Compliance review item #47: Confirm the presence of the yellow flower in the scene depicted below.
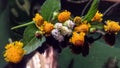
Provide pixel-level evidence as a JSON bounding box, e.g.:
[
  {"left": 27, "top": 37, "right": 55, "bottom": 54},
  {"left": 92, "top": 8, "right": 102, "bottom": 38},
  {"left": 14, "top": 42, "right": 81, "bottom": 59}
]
[
  {"left": 33, "top": 13, "right": 44, "bottom": 28},
  {"left": 104, "top": 20, "right": 120, "bottom": 34},
  {"left": 74, "top": 16, "right": 82, "bottom": 25},
  {"left": 70, "top": 32, "right": 85, "bottom": 46},
  {"left": 91, "top": 11, "right": 103, "bottom": 22},
  {"left": 74, "top": 22, "right": 91, "bottom": 33},
  {"left": 4, "top": 41, "right": 25, "bottom": 63},
  {"left": 58, "top": 10, "right": 71, "bottom": 23},
  {"left": 40, "top": 21, "right": 54, "bottom": 35}
]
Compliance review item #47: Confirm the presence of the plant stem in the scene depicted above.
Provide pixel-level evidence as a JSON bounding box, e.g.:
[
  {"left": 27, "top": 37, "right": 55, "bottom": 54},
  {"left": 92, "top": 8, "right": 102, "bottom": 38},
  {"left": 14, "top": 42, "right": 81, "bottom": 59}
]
[
  {"left": 11, "top": 21, "right": 34, "bottom": 30},
  {"left": 103, "top": 2, "right": 119, "bottom": 16},
  {"left": 81, "top": 0, "right": 92, "bottom": 16}
]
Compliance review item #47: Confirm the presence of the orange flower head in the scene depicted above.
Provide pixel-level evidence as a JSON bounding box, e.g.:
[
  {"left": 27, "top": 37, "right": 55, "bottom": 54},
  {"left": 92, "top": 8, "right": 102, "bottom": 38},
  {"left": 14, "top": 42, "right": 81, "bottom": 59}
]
[
  {"left": 58, "top": 10, "right": 71, "bottom": 23},
  {"left": 4, "top": 41, "right": 25, "bottom": 63},
  {"left": 104, "top": 20, "right": 120, "bottom": 34},
  {"left": 33, "top": 13, "right": 44, "bottom": 27},
  {"left": 42, "top": 21, "right": 54, "bottom": 34},
  {"left": 91, "top": 11, "right": 103, "bottom": 22},
  {"left": 75, "top": 22, "right": 90, "bottom": 33},
  {"left": 69, "top": 32, "right": 85, "bottom": 46}
]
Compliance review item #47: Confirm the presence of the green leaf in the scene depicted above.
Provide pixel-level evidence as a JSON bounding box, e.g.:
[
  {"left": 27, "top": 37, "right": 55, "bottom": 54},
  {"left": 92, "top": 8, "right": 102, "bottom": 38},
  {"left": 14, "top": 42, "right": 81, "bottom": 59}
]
[
  {"left": 83, "top": 0, "right": 100, "bottom": 22},
  {"left": 41, "top": 0, "right": 61, "bottom": 21},
  {"left": 23, "top": 24, "right": 46, "bottom": 54},
  {"left": 58, "top": 47, "right": 74, "bottom": 68},
  {"left": 114, "top": 32, "right": 120, "bottom": 48},
  {"left": 23, "top": 36, "right": 46, "bottom": 54},
  {"left": 58, "top": 39, "right": 120, "bottom": 68},
  {"left": 0, "top": 6, "right": 9, "bottom": 67},
  {"left": 23, "top": 24, "right": 38, "bottom": 45},
  {"left": 91, "top": 22, "right": 104, "bottom": 29}
]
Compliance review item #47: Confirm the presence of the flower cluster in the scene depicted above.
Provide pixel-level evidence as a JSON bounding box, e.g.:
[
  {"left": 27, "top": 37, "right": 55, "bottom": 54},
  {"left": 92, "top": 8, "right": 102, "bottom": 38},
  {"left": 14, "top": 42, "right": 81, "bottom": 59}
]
[
  {"left": 33, "top": 13, "right": 54, "bottom": 36},
  {"left": 32, "top": 10, "right": 120, "bottom": 55},
  {"left": 32, "top": 10, "right": 102, "bottom": 56},
  {"left": 4, "top": 0, "right": 120, "bottom": 63},
  {"left": 51, "top": 20, "right": 74, "bottom": 42},
  {"left": 33, "top": 10, "right": 75, "bottom": 42}
]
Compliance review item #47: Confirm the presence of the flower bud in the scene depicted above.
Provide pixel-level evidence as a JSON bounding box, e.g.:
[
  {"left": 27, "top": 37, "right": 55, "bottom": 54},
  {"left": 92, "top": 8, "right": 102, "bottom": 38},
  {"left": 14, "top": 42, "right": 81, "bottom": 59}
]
[
  {"left": 35, "top": 31, "right": 42, "bottom": 38},
  {"left": 53, "top": 11, "right": 59, "bottom": 17},
  {"left": 90, "top": 27, "right": 97, "bottom": 33}
]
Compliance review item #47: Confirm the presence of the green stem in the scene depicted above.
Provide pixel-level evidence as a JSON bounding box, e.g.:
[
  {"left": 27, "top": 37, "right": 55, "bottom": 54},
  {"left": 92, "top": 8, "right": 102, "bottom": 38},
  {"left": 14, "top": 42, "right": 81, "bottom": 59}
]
[
  {"left": 11, "top": 21, "right": 34, "bottom": 30},
  {"left": 82, "top": 0, "right": 100, "bottom": 22}
]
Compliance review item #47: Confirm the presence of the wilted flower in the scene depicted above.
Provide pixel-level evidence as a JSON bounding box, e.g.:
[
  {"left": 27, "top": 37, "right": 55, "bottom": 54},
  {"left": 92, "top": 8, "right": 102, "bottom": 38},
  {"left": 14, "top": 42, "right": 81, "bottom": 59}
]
[
  {"left": 58, "top": 10, "right": 71, "bottom": 23},
  {"left": 64, "top": 20, "right": 75, "bottom": 29},
  {"left": 4, "top": 41, "right": 25, "bottom": 63},
  {"left": 51, "top": 29, "right": 64, "bottom": 42},
  {"left": 51, "top": 29, "right": 60, "bottom": 37},
  {"left": 74, "top": 16, "right": 82, "bottom": 25},
  {"left": 67, "top": 29, "right": 72, "bottom": 36},
  {"left": 57, "top": 35, "right": 64, "bottom": 42},
  {"left": 54, "top": 23, "right": 63, "bottom": 29},
  {"left": 104, "top": 20, "right": 120, "bottom": 34},
  {"left": 60, "top": 26, "right": 72, "bottom": 36}
]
